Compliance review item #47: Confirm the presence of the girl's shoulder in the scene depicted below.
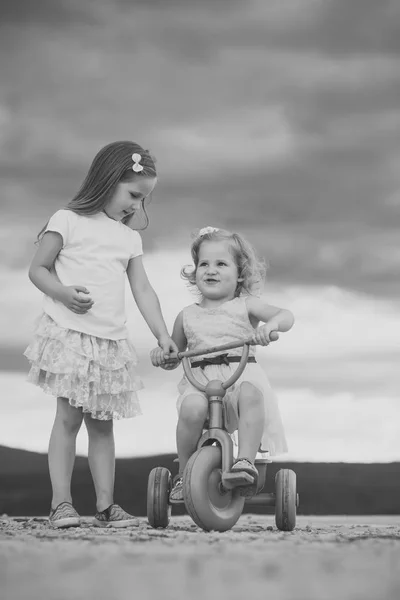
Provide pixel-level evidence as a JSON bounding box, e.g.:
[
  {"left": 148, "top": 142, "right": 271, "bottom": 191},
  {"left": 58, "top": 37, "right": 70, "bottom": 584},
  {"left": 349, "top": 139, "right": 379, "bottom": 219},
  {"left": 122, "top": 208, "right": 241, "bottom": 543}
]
[
  {"left": 47, "top": 208, "right": 80, "bottom": 229},
  {"left": 49, "top": 208, "right": 76, "bottom": 221},
  {"left": 181, "top": 303, "right": 205, "bottom": 324},
  {"left": 123, "top": 225, "right": 142, "bottom": 241},
  {"left": 244, "top": 294, "right": 265, "bottom": 311},
  {"left": 45, "top": 209, "right": 80, "bottom": 241},
  {"left": 182, "top": 302, "right": 199, "bottom": 314},
  {"left": 121, "top": 226, "right": 143, "bottom": 258}
]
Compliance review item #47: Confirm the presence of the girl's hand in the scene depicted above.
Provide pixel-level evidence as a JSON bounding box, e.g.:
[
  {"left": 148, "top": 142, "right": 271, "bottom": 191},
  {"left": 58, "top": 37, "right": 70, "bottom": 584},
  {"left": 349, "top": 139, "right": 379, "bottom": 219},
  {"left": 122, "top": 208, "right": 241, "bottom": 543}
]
[
  {"left": 157, "top": 335, "right": 179, "bottom": 359},
  {"left": 251, "top": 324, "right": 280, "bottom": 346},
  {"left": 150, "top": 347, "right": 180, "bottom": 370},
  {"left": 58, "top": 286, "right": 94, "bottom": 314}
]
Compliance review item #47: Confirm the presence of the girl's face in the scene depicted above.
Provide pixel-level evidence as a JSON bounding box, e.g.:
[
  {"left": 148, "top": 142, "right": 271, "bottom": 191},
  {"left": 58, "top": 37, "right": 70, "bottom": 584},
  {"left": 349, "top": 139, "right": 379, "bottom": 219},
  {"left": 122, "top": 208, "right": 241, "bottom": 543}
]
[
  {"left": 105, "top": 176, "right": 157, "bottom": 221},
  {"left": 195, "top": 240, "right": 241, "bottom": 302}
]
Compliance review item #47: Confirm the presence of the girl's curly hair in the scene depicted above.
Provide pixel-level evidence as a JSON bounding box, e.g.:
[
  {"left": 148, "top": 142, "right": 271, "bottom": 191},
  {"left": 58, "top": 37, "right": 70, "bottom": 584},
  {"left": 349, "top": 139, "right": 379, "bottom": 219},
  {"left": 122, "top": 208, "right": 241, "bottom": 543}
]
[{"left": 181, "top": 228, "right": 267, "bottom": 297}]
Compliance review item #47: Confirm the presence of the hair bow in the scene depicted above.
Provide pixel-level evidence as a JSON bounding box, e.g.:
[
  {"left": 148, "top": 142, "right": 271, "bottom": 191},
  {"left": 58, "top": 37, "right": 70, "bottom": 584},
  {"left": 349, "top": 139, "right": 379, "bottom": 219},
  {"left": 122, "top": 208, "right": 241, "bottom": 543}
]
[
  {"left": 132, "top": 153, "right": 144, "bottom": 172},
  {"left": 199, "top": 226, "right": 219, "bottom": 237}
]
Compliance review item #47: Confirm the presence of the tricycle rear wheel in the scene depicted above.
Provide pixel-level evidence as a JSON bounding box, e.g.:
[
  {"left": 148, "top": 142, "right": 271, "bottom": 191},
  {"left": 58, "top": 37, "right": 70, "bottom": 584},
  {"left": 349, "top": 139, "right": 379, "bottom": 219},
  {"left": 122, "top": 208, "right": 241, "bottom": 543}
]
[
  {"left": 275, "top": 468, "right": 297, "bottom": 531},
  {"left": 147, "top": 467, "right": 172, "bottom": 529}
]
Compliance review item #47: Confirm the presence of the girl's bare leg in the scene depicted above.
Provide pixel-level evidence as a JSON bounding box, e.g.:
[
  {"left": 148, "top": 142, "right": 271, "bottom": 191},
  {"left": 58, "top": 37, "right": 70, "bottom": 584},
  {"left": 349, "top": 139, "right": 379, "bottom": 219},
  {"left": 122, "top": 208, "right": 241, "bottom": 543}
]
[
  {"left": 237, "top": 382, "right": 265, "bottom": 462},
  {"left": 176, "top": 394, "right": 208, "bottom": 475},
  {"left": 48, "top": 397, "right": 83, "bottom": 508},
  {"left": 84, "top": 414, "right": 115, "bottom": 512}
]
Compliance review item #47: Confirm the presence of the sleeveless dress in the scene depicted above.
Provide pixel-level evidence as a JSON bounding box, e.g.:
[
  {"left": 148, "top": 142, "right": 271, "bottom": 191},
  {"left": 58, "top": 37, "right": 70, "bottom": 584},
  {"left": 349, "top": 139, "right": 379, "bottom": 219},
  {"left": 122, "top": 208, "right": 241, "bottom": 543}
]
[{"left": 176, "top": 297, "right": 288, "bottom": 456}]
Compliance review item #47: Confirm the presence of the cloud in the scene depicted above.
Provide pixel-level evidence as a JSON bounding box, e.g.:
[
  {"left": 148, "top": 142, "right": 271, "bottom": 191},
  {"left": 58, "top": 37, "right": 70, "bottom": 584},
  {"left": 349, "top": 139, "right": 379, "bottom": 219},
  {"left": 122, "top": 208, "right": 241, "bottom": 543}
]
[
  {"left": 0, "top": 0, "right": 94, "bottom": 28},
  {"left": 278, "top": 387, "right": 398, "bottom": 462},
  {"left": 1, "top": 245, "right": 398, "bottom": 462},
  {"left": 100, "top": 0, "right": 400, "bottom": 58},
  {"left": 1, "top": 372, "right": 397, "bottom": 461},
  {"left": 1, "top": 251, "right": 398, "bottom": 405},
  {"left": 0, "top": 372, "right": 180, "bottom": 457},
  {"left": 281, "top": 0, "right": 400, "bottom": 56}
]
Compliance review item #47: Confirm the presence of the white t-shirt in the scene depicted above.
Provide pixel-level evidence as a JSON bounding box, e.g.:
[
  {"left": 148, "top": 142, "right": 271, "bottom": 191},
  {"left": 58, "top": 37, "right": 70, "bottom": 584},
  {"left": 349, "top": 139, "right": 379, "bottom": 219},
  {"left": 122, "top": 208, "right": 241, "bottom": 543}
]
[{"left": 42, "top": 209, "right": 143, "bottom": 340}]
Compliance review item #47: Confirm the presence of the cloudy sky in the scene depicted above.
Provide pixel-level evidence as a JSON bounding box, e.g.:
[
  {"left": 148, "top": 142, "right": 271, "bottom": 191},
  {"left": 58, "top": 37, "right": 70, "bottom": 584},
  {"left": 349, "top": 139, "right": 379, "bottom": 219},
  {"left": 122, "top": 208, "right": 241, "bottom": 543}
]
[{"left": 0, "top": 0, "right": 399, "bottom": 461}]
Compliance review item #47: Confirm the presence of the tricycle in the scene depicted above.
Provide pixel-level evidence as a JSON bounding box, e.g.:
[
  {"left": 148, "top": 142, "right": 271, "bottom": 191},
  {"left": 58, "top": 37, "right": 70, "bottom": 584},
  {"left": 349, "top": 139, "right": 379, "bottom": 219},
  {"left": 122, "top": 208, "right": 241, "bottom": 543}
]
[{"left": 147, "top": 336, "right": 298, "bottom": 532}]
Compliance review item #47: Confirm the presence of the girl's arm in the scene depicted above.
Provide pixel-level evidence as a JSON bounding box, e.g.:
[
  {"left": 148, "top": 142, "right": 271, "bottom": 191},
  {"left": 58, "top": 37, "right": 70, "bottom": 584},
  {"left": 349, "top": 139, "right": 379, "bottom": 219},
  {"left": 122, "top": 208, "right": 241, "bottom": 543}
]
[
  {"left": 150, "top": 311, "right": 187, "bottom": 369},
  {"left": 246, "top": 296, "right": 294, "bottom": 345},
  {"left": 29, "top": 232, "right": 93, "bottom": 314},
  {"left": 29, "top": 232, "right": 65, "bottom": 300},
  {"left": 127, "top": 255, "right": 178, "bottom": 356},
  {"left": 170, "top": 310, "right": 188, "bottom": 352}
]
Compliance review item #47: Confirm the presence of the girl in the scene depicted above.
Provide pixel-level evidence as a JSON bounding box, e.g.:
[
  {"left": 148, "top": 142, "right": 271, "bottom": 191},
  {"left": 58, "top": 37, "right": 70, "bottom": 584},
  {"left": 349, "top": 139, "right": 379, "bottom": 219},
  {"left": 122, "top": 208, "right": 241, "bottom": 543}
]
[
  {"left": 24, "top": 141, "right": 178, "bottom": 528},
  {"left": 151, "top": 226, "right": 294, "bottom": 502}
]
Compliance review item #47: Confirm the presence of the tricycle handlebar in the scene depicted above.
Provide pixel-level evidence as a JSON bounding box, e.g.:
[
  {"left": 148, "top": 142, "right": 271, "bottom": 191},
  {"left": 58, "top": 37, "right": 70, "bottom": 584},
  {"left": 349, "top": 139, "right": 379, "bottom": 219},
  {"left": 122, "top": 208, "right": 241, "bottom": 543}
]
[{"left": 167, "top": 330, "right": 279, "bottom": 362}]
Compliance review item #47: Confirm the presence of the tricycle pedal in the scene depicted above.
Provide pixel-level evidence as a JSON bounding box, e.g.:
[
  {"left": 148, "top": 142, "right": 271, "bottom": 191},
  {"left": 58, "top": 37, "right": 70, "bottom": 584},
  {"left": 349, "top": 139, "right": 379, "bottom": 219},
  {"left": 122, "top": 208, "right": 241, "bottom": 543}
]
[{"left": 222, "top": 470, "right": 255, "bottom": 489}]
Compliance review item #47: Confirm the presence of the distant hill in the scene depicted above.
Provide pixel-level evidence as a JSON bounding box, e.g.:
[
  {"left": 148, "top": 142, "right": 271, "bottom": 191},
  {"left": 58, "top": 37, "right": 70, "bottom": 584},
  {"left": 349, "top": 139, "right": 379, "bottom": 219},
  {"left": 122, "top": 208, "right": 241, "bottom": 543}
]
[{"left": 0, "top": 445, "right": 399, "bottom": 517}]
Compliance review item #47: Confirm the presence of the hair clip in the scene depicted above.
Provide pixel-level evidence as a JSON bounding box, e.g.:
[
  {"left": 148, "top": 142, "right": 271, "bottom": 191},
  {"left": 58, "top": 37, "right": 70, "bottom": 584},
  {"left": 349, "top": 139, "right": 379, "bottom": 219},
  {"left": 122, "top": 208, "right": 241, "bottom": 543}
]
[
  {"left": 199, "top": 226, "right": 219, "bottom": 237},
  {"left": 132, "top": 153, "right": 144, "bottom": 172}
]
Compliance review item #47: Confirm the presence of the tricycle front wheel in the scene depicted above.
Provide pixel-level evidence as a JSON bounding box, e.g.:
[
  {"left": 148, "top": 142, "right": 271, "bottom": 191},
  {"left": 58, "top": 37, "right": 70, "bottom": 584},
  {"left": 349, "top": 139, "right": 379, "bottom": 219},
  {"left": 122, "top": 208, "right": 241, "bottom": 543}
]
[{"left": 183, "top": 445, "right": 245, "bottom": 532}]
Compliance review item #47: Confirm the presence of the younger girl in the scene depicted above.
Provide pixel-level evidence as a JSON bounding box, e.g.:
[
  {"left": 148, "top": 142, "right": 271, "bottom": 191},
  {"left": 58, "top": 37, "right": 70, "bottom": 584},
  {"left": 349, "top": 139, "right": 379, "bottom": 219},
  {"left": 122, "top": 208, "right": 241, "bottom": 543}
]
[
  {"left": 25, "top": 141, "right": 177, "bottom": 528},
  {"left": 151, "top": 226, "right": 294, "bottom": 501}
]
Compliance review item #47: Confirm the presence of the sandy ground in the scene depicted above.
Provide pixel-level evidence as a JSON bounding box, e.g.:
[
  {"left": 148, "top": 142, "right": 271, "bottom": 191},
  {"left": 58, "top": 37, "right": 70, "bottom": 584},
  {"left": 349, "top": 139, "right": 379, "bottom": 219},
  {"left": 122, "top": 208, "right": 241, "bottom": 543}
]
[{"left": 1, "top": 515, "right": 399, "bottom": 600}]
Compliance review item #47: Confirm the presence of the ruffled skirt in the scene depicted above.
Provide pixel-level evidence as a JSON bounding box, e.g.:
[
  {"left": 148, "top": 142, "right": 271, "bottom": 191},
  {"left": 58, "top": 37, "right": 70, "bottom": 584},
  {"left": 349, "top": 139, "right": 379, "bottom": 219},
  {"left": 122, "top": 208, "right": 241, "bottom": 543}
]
[{"left": 24, "top": 313, "right": 143, "bottom": 420}]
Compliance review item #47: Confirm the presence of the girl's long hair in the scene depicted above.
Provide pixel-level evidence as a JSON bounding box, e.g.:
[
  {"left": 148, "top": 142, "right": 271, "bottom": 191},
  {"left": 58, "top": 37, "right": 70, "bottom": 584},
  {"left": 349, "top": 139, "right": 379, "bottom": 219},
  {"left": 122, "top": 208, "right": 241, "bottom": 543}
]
[
  {"left": 181, "top": 228, "right": 267, "bottom": 297},
  {"left": 37, "top": 141, "right": 157, "bottom": 241}
]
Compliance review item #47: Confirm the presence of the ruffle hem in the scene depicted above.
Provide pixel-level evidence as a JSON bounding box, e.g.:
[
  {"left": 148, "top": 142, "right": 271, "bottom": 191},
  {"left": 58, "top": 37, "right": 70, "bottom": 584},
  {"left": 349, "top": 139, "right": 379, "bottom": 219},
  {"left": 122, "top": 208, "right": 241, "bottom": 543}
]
[{"left": 24, "top": 313, "right": 143, "bottom": 420}]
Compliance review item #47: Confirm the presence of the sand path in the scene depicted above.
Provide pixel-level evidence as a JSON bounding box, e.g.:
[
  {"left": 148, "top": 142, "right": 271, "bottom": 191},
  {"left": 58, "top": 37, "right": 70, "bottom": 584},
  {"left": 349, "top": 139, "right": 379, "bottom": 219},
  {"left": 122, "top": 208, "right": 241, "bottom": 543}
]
[{"left": 1, "top": 515, "right": 399, "bottom": 600}]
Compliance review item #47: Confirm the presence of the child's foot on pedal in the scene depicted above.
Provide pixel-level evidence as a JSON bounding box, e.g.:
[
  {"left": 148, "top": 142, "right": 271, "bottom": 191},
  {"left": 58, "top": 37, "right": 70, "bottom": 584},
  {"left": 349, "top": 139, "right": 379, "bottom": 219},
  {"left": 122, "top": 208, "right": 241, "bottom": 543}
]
[
  {"left": 231, "top": 457, "right": 258, "bottom": 478},
  {"left": 49, "top": 502, "right": 81, "bottom": 528},
  {"left": 231, "top": 458, "right": 259, "bottom": 497},
  {"left": 93, "top": 504, "right": 139, "bottom": 528},
  {"left": 169, "top": 475, "right": 184, "bottom": 503}
]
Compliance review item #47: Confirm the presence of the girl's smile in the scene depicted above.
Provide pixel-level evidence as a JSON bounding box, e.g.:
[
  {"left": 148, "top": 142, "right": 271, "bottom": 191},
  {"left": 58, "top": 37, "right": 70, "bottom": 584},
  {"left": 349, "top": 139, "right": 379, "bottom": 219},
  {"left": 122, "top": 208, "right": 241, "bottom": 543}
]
[{"left": 196, "top": 241, "right": 242, "bottom": 305}]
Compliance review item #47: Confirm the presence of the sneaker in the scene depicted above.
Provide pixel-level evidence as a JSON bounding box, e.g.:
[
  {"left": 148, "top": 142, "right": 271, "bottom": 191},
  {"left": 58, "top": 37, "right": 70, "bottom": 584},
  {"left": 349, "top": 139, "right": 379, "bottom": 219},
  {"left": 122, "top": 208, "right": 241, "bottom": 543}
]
[
  {"left": 49, "top": 502, "right": 81, "bottom": 529},
  {"left": 93, "top": 504, "right": 139, "bottom": 528},
  {"left": 231, "top": 458, "right": 259, "bottom": 497},
  {"left": 169, "top": 475, "right": 184, "bottom": 504},
  {"left": 231, "top": 458, "right": 258, "bottom": 478}
]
